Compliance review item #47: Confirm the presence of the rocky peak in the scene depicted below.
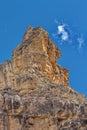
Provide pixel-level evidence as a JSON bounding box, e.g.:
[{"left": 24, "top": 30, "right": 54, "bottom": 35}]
[
  {"left": 23, "top": 26, "right": 48, "bottom": 43},
  {"left": 0, "top": 26, "right": 87, "bottom": 130},
  {"left": 12, "top": 26, "right": 69, "bottom": 87}
]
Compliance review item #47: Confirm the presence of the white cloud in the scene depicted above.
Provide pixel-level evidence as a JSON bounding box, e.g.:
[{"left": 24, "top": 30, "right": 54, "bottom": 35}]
[
  {"left": 62, "top": 31, "right": 68, "bottom": 41},
  {"left": 57, "top": 25, "right": 69, "bottom": 41},
  {"left": 77, "top": 37, "right": 84, "bottom": 49},
  {"left": 58, "top": 25, "right": 64, "bottom": 33},
  {"left": 53, "top": 20, "right": 85, "bottom": 50}
]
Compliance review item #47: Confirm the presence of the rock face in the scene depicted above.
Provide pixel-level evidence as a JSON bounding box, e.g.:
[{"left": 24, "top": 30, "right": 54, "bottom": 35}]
[{"left": 0, "top": 26, "right": 87, "bottom": 130}]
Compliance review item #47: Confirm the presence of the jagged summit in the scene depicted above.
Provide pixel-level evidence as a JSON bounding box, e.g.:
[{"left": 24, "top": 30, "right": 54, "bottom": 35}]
[
  {"left": 12, "top": 26, "right": 69, "bottom": 89},
  {"left": 0, "top": 26, "right": 87, "bottom": 130},
  {"left": 23, "top": 26, "right": 48, "bottom": 43}
]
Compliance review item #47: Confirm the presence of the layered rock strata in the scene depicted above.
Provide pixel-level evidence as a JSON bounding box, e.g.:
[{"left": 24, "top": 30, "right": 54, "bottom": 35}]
[{"left": 0, "top": 26, "right": 87, "bottom": 130}]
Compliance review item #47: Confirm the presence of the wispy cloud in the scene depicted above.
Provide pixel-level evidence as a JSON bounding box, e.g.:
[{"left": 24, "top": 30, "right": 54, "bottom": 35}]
[
  {"left": 58, "top": 25, "right": 69, "bottom": 41},
  {"left": 53, "top": 20, "right": 85, "bottom": 50},
  {"left": 77, "top": 36, "right": 84, "bottom": 49}
]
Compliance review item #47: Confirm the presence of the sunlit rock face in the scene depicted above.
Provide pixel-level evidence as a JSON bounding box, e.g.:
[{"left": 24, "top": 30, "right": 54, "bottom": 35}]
[{"left": 0, "top": 26, "right": 87, "bottom": 130}]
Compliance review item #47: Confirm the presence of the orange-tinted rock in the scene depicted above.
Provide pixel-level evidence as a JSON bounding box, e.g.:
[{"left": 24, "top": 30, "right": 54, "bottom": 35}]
[{"left": 0, "top": 26, "right": 87, "bottom": 130}]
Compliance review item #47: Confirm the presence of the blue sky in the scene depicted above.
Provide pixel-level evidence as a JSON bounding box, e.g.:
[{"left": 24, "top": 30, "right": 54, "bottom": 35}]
[{"left": 0, "top": 0, "right": 87, "bottom": 97}]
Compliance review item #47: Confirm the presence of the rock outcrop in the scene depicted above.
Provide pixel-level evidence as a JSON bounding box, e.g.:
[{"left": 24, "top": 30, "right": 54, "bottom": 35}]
[{"left": 0, "top": 26, "right": 87, "bottom": 130}]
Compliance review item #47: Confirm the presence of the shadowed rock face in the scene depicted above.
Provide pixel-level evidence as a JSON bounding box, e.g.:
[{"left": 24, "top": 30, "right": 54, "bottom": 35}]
[{"left": 0, "top": 26, "right": 87, "bottom": 130}]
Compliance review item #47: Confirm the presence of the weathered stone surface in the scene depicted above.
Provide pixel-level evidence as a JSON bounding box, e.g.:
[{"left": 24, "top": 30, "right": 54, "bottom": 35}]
[{"left": 0, "top": 26, "right": 87, "bottom": 130}]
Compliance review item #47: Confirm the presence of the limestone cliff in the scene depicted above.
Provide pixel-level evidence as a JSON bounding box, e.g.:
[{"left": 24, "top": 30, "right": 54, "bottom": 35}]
[{"left": 0, "top": 26, "right": 87, "bottom": 130}]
